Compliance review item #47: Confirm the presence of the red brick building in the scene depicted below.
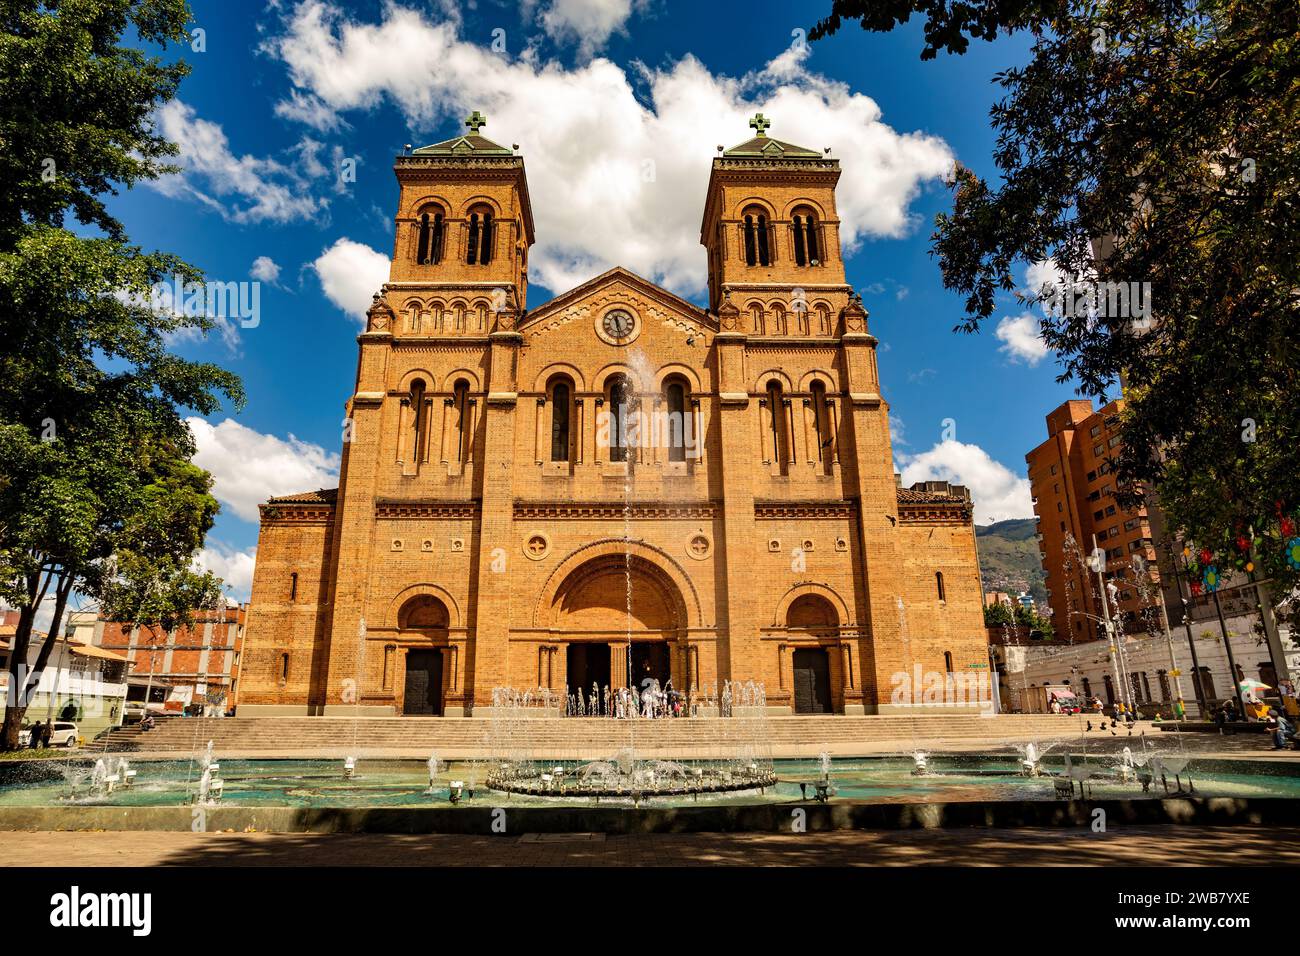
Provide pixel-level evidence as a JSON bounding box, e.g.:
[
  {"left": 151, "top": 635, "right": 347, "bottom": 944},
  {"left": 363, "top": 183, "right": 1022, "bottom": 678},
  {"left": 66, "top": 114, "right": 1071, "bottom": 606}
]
[
  {"left": 239, "top": 115, "right": 992, "bottom": 716},
  {"left": 83, "top": 607, "right": 246, "bottom": 714},
  {"left": 1026, "top": 399, "right": 1158, "bottom": 641}
]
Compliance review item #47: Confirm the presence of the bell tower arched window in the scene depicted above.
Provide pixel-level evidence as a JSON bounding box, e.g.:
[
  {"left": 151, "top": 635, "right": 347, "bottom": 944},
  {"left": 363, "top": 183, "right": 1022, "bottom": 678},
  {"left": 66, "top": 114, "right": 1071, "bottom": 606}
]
[
  {"left": 792, "top": 207, "right": 820, "bottom": 266},
  {"left": 743, "top": 208, "right": 771, "bottom": 267},
  {"left": 466, "top": 206, "right": 494, "bottom": 265},
  {"left": 416, "top": 208, "right": 446, "bottom": 264}
]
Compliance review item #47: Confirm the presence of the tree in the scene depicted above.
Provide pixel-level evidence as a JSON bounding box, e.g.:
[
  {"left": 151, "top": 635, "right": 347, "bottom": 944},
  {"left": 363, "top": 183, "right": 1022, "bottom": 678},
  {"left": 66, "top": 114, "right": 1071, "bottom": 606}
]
[
  {"left": 983, "top": 599, "right": 1055, "bottom": 638},
  {"left": 813, "top": 0, "right": 1300, "bottom": 622},
  {"left": 0, "top": 1, "right": 243, "bottom": 749}
]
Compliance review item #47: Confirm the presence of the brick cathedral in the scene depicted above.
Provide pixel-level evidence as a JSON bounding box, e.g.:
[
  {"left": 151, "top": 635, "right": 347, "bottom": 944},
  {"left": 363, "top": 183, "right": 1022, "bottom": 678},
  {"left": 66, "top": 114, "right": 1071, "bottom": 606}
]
[{"left": 239, "top": 113, "right": 990, "bottom": 717}]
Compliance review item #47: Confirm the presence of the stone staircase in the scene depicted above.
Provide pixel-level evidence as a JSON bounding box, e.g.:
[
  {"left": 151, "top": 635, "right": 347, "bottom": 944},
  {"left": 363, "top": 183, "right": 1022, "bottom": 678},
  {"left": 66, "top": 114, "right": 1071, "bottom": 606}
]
[{"left": 95, "top": 714, "right": 1091, "bottom": 758}]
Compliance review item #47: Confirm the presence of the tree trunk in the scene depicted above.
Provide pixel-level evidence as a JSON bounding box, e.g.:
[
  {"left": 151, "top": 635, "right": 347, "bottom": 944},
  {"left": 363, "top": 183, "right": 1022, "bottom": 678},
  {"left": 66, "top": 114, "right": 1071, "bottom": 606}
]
[
  {"left": 0, "top": 570, "right": 47, "bottom": 751},
  {"left": 23, "top": 575, "right": 73, "bottom": 719}
]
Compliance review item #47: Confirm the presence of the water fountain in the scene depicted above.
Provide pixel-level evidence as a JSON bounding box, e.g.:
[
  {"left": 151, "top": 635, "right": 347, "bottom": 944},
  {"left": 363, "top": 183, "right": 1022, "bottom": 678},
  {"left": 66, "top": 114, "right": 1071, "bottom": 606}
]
[
  {"left": 485, "top": 681, "right": 777, "bottom": 802},
  {"left": 343, "top": 756, "right": 357, "bottom": 779},
  {"left": 195, "top": 740, "right": 223, "bottom": 804},
  {"left": 426, "top": 753, "right": 439, "bottom": 793},
  {"left": 1018, "top": 742, "right": 1044, "bottom": 777},
  {"left": 911, "top": 751, "right": 930, "bottom": 776}
]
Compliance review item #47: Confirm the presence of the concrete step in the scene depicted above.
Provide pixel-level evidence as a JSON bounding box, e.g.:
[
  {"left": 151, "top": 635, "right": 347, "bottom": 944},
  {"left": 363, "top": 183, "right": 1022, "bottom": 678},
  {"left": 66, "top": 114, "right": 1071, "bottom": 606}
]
[{"left": 97, "top": 714, "right": 1091, "bottom": 753}]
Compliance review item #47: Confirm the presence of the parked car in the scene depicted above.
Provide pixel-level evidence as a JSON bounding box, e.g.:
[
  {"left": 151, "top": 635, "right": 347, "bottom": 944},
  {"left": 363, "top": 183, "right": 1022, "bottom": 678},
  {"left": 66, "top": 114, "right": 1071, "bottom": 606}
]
[{"left": 17, "top": 722, "right": 80, "bottom": 748}]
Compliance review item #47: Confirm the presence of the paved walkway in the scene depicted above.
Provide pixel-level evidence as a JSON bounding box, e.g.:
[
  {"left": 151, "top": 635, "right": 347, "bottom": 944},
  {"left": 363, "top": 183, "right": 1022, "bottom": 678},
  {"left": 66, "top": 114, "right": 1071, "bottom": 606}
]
[{"left": 2, "top": 826, "right": 1298, "bottom": 866}]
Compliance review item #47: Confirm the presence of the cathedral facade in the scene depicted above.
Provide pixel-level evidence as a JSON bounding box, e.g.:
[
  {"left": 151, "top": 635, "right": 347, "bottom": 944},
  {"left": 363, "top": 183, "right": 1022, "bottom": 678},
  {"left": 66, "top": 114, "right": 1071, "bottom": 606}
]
[{"left": 239, "top": 114, "right": 991, "bottom": 717}]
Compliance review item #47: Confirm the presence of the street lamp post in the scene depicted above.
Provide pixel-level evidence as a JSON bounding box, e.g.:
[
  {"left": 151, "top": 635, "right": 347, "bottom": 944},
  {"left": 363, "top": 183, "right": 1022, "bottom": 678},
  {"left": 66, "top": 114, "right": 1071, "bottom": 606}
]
[
  {"left": 1211, "top": 588, "right": 1248, "bottom": 719},
  {"left": 1165, "top": 542, "right": 1207, "bottom": 716}
]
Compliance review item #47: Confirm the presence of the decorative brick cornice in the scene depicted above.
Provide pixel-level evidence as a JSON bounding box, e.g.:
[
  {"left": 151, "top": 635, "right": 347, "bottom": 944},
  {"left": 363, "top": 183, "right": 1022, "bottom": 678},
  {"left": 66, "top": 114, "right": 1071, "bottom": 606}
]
[
  {"left": 258, "top": 504, "right": 335, "bottom": 525},
  {"left": 514, "top": 500, "right": 719, "bottom": 520},
  {"left": 897, "top": 500, "right": 974, "bottom": 524},
  {"left": 375, "top": 499, "right": 481, "bottom": 519},
  {"left": 754, "top": 499, "right": 857, "bottom": 520}
]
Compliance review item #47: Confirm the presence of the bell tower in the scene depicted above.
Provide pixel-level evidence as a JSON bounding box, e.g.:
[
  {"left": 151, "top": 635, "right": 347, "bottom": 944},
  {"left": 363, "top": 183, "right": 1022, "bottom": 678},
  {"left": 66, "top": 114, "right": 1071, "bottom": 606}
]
[
  {"left": 700, "top": 113, "right": 846, "bottom": 316},
  {"left": 387, "top": 111, "right": 535, "bottom": 318}
]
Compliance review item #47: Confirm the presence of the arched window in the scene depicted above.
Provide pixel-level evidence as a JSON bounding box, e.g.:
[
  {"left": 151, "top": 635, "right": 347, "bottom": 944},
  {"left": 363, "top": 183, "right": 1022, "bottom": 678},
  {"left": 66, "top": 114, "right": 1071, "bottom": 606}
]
[
  {"left": 816, "top": 304, "right": 831, "bottom": 336},
  {"left": 935, "top": 571, "right": 946, "bottom": 602},
  {"left": 409, "top": 378, "right": 429, "bottom": 465},
  {"left": 289, "top": 572, "right": 298, "bottom": 602},
  {"left": 664, "top": 379, "right": 688, "bottom": 462},
  {"left": 767, "top": 379, "right": 789, "bottom": 474},
  {"left": 742, "top": 207, "right": 771, "bottom": 266},
  {"left": 453, "top": 379, "right": 471, "bottom": 462},
  {"left": 810, "top": 381, "right": 833, "bottom": 473},
  {"left": 467, "top": 207, "right": 494, "bottom": 265},
  {"left": 749, "top": 303, "right": 765, "bottom": 335},
  {"left": 279, "top": 653, "right": 290, "bottom": 684},
  {"left": 607, "top": 376, "right": 629, "bottom": 463},
  {"left": 416, "top": 208, "right": 446, "bottom": 264},
  {"left": 943, "top": 651, "right": 954, "bottom": 674},
  {"left": 792, "top": 207, "right": 820, "bottom": 266},
  {"left": 550, "top": 379, "right": 572, "bottom": 462}
]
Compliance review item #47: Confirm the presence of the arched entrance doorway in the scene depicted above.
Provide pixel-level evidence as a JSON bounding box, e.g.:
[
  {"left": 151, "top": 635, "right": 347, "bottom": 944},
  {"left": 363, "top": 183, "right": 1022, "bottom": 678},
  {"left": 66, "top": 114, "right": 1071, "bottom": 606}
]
[
  {"left": 550, "top": 554, "right": 685, "bottom": 698},
  {"left": 398, "top": 595, "right": 449, "bottom": 715},
  {"left": 787, "top": 594, "right": 838, "bottom": 714}
]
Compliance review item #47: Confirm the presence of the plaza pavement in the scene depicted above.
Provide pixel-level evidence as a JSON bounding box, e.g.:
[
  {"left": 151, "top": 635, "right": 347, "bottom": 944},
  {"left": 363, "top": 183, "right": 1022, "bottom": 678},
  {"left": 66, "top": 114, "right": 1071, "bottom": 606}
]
[{"left": 0, "top": 825, "right": 1297, "bottom": 866}]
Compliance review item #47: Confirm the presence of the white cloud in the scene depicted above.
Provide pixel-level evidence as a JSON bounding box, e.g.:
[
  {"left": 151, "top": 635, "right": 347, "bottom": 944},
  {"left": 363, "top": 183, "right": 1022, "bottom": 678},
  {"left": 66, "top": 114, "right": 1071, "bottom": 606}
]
[
  {"left": 995, "top": 313, "right": 1050, "bottom": 365},
  {"left": 1024, "top": 259, "right": 1066, "bottom": 299},
  {"left": 528, "top": 0, "right": 642, "bottom": 56},
  {"left": 194, "top": 544, "right": 258, "bottom": 602},
  {"left": 311, "top": 237, "right": 391, "bottom": 323},
  {"left": 898, "top": 439, "right": 1033, "bottom": 525},
  {"left": 264, "top": 1, "right": 955, "bottom": 298},
  {"left": 150, "top": 100, "right": 326, "bottom": 224},
  {"left": 250, "top": 256, "right": 282, "bottom": 284},
  {"left": 188, "top": 417, "right": 340, "bottom": 523}
]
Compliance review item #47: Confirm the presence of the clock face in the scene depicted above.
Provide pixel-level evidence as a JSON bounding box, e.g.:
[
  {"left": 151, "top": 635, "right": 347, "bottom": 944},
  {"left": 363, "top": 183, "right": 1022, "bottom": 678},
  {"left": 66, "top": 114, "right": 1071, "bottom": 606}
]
[{"left": 603, "top": 309, "right": 634, "bottom": 339}]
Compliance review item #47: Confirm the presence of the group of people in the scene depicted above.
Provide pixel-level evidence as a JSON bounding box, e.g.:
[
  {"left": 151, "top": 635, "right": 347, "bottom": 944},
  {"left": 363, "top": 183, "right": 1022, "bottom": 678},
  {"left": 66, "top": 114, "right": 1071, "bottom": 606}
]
[
  {"left": 22, "top": 721, "right": 53, "bottom": 749},
  {"left": 1213, "top": 697, "right": 1295, "bottom": 749}
]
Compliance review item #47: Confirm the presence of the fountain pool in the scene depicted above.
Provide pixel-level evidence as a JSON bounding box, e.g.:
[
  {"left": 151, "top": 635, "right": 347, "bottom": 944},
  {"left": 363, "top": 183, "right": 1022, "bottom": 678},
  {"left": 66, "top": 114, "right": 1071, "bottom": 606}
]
[{"left": 0, "top": 754, "right": 1297, "bottom": 809}]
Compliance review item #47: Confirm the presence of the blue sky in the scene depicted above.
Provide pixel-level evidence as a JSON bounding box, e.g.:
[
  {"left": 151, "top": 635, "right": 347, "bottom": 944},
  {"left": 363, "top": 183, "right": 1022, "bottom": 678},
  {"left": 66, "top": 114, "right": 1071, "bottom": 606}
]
[{"left": 101, "top": 0, "right": 1097, "bottom": 599}]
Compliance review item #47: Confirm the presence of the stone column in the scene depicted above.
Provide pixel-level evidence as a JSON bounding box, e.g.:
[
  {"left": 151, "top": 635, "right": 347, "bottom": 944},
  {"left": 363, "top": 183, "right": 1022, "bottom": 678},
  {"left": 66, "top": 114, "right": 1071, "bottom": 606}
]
[
  {"left": 534, "top": 397, "right": 546, "bottom": 464},
  {"left": 575, "top": 398, "right": 585, "bottom": 465},
  {"left": 611, "top": 643, "right": 630, "bottom": 690}
]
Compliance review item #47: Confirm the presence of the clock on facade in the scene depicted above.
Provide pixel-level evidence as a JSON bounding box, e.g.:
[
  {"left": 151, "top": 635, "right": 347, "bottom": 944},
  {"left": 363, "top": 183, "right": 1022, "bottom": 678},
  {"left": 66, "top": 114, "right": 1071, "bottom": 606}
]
[{"left": 602, "top": 309, "right": 634, "bottom": 339}]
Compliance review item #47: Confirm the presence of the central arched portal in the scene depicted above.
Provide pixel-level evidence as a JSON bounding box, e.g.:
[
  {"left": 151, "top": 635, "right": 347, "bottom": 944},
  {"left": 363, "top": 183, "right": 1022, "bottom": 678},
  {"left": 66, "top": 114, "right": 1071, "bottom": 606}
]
[{"left": 550, "top": 554, "right": 686, "bottom": 698}]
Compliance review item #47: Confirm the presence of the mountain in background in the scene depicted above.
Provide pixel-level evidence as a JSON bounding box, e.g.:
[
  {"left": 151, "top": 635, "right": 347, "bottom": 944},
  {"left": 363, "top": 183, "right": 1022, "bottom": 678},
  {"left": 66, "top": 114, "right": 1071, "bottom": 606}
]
[{"left": 975, "top": 518, "right": 1047, "bottom": 604}]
